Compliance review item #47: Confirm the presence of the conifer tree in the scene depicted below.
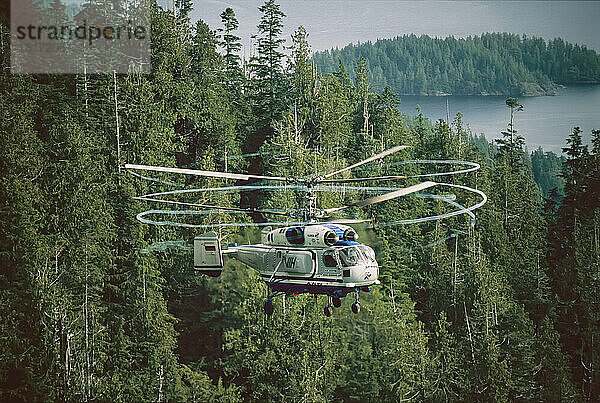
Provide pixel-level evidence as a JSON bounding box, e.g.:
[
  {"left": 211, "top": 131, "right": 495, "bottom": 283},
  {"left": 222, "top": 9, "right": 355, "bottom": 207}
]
[
  {"left": 288, "top": 26, "right": 318, "bottom": 146},
  {"left": 219, "top": 8, "right": 242, "bottom": 77},
  {"left": 250, "top": 0, "right": 288, "bottom": 127}
]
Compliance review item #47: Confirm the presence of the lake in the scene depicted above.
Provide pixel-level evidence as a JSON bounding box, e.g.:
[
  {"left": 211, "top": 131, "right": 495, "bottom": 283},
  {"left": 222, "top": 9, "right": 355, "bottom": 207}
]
[{"left": 397, "top": 85, "right": 600, "bottom": 154}]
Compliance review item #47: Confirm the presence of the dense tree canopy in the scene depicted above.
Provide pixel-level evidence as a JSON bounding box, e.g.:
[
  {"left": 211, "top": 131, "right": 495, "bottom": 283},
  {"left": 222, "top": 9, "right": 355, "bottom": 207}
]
[
  {"left": 1, "top": 1, "right": 598, "bottom": 402},
  {"left": 314, "top": 33, "right": 600, "bottom": 96}
]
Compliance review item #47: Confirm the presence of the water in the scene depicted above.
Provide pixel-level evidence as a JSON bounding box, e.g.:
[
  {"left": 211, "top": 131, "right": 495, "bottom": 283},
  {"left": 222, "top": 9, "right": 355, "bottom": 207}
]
[{"left": 397, "top": 85, "right": 600, "bottom": 153}]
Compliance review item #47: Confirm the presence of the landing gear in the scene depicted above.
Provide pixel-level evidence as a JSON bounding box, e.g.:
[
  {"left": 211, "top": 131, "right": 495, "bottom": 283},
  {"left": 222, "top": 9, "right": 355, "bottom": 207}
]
[
  {"left": 264, "top": 286, "right": 283, "bottom": 316},
  {"left": 264, "top": 300, "right": 274, "bottom": 316},
  {"left": 324, "top": 295, "right": 334, "bottom": 317},
  {"left": 332, "top": 297, "right": 342, "bottom": 308},
  {"left": 351, "top": 289, "right": 360, "bottom": 314}
]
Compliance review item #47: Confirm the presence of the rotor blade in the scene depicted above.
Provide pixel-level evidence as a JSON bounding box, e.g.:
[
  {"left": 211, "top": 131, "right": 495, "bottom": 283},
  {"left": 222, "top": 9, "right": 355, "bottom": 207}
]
[
  {"left": 125, "top": 164, "right": 292, "bottom": 182},
  {"left": 323, "top": 218, "right": 372, "bottom": 224},
  {"left": 134, "top": 196, "right": 290, "bottom": 216},
  {"left": 319, "top": 175, "right": 408, "bottom": 184},
  {"left": 319, "top": 145, "right": 409, "bottom": 180},
  {"left": 194, "top": 220, "right": 370, "bottom": 227},
  {"left": 323, "top": 181, "right": 437, "bottom": 214}
]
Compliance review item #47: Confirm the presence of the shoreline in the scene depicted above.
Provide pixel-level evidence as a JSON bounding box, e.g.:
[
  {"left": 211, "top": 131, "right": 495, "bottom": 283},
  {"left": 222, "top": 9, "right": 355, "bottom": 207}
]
[
  {"left": 396, "top": 83, "right": 600, "bottom": 97},
  {"left": 397, "top": 83, "right": 599, "bottom": 155}
]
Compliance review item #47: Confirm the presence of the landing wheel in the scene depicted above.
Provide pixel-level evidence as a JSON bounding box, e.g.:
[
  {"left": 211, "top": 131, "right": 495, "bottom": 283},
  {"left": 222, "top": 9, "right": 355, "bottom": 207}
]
[
  {"left": 332, "top": 297, "right": 342, "bottom": 308},
  {"left": 264, "top": 300, "right": 274, "bottom": 316},
  {"left": 324, "top": 305, "right": 333, "bottom": 317},
  {"left": 351, "top": 289, "right": 360, "bottom": 314}
]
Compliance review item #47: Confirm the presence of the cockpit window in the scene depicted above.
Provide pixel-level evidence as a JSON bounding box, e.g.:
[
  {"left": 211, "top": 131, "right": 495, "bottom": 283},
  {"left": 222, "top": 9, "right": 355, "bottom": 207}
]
[
  {"left": 323, "top": 252, "right": 338, "bottom": 267},
  {"left": 339, "top": 247, "right": 367, "bottom": 266},
  {"left": 359, "top": 246, "right": 376, "bottom": 262},
  {"left": 324, "top": 246, "right": 372, "bottom": 268}
]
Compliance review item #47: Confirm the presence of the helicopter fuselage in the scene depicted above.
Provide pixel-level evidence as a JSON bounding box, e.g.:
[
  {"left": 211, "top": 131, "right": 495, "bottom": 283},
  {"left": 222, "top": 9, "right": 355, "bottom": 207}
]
[
  {"left": 231, "top": 241, "right": 379, "bottom": 296},
  {"left": 194, "top": 224, "right": 380, "bottom": 297}
]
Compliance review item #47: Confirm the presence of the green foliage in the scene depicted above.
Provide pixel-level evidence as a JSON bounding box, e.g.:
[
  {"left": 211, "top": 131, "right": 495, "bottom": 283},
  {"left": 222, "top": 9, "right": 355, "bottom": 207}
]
[
  {"left": 531, "top": 148, "right": 566, "bottom": 198},
  {"left": 545, "top": 127, "right": 600, "bottom": 401},
  {"left": 249, "top": 0, "right": 289, "bottom": 128},
  {"left": 219, "top": 8, "right": 241, "bottom": 65},
  {"left": 1, "top": 1, "right": 598, "bottom": 401}
]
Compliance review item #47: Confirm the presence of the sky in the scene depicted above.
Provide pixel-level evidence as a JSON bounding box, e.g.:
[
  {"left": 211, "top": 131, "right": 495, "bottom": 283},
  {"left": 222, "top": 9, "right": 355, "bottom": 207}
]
[{"left": 183, "top": 1, "right": 600, "bottom": 54}]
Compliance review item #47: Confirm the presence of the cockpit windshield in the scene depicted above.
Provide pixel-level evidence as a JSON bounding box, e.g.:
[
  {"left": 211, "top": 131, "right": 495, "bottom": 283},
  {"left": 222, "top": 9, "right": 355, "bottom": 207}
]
[
  {"left": 339, "top": 247, "right": 363, "bottom": 266},
  {"left": 359, "top": 245, "right": 377, "bottom": 263},
  {"left": 323, "top": 246, "right": 377, "bottom": 268}
]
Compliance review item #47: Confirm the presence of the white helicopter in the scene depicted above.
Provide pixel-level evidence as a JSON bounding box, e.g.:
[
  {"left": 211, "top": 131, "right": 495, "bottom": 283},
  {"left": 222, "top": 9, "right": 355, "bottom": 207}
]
[{"left": 125, "top": 145, "right": 437, "bottom": 316}]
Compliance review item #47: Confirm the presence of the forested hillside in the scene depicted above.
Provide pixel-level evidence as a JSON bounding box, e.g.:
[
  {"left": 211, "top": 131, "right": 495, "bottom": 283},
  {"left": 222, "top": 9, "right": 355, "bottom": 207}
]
[
  {"left": 1, "top": 1, "right": 599, "bottom": 401},
  {"left": 314, "top": 33, "right": 600, "bottom": 96}
]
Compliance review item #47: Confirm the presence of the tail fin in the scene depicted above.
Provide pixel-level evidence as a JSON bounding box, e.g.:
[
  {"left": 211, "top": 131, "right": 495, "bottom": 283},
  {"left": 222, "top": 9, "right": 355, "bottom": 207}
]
[{"left": 194, "top": 232, "right": 223, "bottom": 277}]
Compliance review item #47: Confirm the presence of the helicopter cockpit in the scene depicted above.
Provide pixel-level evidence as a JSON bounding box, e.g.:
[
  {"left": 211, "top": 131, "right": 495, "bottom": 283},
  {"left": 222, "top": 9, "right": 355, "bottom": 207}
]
[{"left": 323, "top": 245, "right": 377, "bottom": 268}]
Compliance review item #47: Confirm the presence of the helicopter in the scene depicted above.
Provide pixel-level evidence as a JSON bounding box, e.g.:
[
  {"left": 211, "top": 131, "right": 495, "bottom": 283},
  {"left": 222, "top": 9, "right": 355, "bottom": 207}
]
[{"left": 125, "top": 145, "right": 444, "bottom": 317}]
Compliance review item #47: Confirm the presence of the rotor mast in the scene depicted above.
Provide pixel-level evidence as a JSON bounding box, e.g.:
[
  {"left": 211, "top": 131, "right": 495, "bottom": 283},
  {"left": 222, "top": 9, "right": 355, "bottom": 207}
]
[{"left": 303, "top": 182, "right": 318, "bottom": 222}]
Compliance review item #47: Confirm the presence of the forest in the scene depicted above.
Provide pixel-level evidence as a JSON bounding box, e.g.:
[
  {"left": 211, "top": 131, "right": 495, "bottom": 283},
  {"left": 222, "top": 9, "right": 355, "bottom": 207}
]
[
  {"left": 314, "top": 33, "right": 600, "bottom": 96},
  {"left": 1, "top": 1, "right": 600, "bottom": 402}
]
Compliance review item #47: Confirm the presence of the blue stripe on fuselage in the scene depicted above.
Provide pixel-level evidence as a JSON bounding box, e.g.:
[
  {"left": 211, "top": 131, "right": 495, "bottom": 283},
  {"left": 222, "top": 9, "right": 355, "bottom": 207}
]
[{"left": 334, "top": 240, "right": 360, "bottom": 246}]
